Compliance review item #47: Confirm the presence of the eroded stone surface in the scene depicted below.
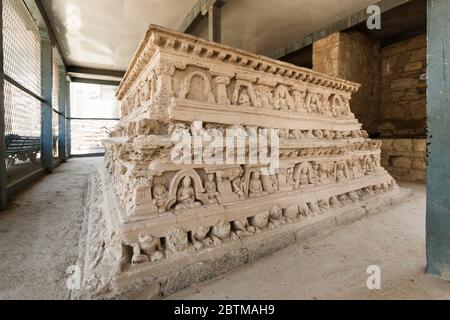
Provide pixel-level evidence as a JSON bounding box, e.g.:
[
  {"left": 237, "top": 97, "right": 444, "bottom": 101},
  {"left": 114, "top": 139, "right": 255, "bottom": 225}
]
[{"left": 78, "top": 25, "right": 403, "bottom": 299}]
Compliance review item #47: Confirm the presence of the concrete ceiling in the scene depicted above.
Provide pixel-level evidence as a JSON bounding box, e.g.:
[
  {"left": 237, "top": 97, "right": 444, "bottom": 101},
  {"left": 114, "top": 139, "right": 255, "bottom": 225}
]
[
  {"left": 192, "top": 0, "right": 377, "bottom": 55},
  {"left": 42, "top": 0, "right": 197, "bottom": 71},
  {"left": 42, "top": 0, "right": 380, "bottom": 73}
]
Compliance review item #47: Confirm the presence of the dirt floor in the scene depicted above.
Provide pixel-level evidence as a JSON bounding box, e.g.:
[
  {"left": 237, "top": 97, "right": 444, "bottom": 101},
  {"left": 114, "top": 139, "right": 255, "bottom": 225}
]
[
  {"left": 172, "top": 183, "right": 450, "bottom": 300},
  {"left": 0, "top": 157, "right": 102, "bottom": 300},
  {"left": 0, "top": 157, "right": 449, "bottom": 300}
]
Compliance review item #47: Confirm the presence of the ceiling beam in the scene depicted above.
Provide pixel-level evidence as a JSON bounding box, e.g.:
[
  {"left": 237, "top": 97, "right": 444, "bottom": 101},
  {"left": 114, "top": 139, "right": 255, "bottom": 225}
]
[
  {"left": 381, "top": 26, "right": 426, "bottom": 48},
  {"left": 178, "top": 0, "right": 225, "bottom": 34},
  {"left": 31, "top": 0, "right": 68, "bottom": 71},
  {"left": 71, "top": 77, "right": 121, "bottom": 87},
  {"left": 268, "top": 0, "right": 414, "bottom": 59},
  {"left": 67, "top": 66, "right": 125, "bottom": 79}
]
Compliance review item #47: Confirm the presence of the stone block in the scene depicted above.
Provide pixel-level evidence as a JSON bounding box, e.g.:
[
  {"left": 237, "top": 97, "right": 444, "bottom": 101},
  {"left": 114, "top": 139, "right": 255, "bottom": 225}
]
[
  {"left": 413, "top": 139, "right": 427, "bottom": 152},
  {"left": 393, "top": 139, "right": 413, "bottom": 152},
  {"left": 410, "top": 47, "right": 427, "bottom": 62},
  {"left": 408, "top": 170, "right": 426, "bottom": 183},
  {"left": 404, "top": 61, "right": 424, "bottom": 72},
  {"left": 335, "top": 208, "right": 366, "bottom": 226},
  {"left": 381, "top": 139, "right": 394, "bottom": 151},
  {"left": 391, "top": 167, "right": 410, "bottom": 176},
  {"left": 412, "top": 159, "right": 427, "bottom": 171},
  {"left": 247, "top": 232, "right": 296, "bottom": 263},
  {"left": 364, "top": 197, "right": 393, "bottom": 217},
  {"left": 391, "top": 78, "right": 419, "bottom": 90},
  {"left": 409, "top": 100, "right": 426, "bottom": 119},
  {"left": 294, "top": 217, "right": 336, "bottom": 243},
  {"left": 381, "top": 157, "right": 390, "bottom": 168},
  {"left": 392, "top": 156, "right": 412, "bottom": 169}
]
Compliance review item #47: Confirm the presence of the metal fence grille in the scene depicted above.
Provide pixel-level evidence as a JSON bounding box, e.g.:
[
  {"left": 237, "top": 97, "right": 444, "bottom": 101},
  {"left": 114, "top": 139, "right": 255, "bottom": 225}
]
[
  {"left": 3, "top": 0, "right": 41, "bottom": 96},
  {"left": 3, "top": 0, "right": 43, "bottom": 183}
]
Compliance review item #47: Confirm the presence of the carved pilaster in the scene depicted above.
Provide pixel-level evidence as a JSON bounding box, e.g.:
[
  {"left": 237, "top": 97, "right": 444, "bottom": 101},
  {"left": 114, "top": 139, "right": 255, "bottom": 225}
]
[
  {"left": 154, "top": 63, "right": 176, "bottom": 100},
  {"left": 214, "top": 76, "right": 231, "bottom": 105}
]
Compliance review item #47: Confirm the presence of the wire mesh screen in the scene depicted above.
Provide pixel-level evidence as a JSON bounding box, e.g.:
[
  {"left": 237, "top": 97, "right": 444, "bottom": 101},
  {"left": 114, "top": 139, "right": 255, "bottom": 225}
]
[
  {"left": 52, "top": 50, "right": 60, "bottom": 159},
  {"left": 3, "top": 0, "right": 43, "bottom": 184},
  {"left": 4, "top": 81, "right": 42, "bottom": 182},
  {"left": 70, "top": 83, "right": 119, "bottom": 155},
  {"left": 70, "top": 119, "right": 117, "bottom": 155},
  {"left": 3, "top": 0, "right": 41, "bottom": 96}
]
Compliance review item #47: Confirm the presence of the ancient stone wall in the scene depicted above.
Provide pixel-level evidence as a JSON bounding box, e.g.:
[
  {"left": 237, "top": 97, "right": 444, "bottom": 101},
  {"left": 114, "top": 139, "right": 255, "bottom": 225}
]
[
  {"left": 379, "top": 35, "right": 427, "bottom": 182},
  {"left": 70, "top": 119, "right": 118, "bottom": 155},
  {"left": 379, "top": 34, "right": 427, "bottom": 136},
  {"left": 313, "top": 32, "right": 427, "bottom": 183},
  {"left": 380, "top": 138, "right": 426, "bottom": 182},
  {"left": 313, "top": 31, "right": 381, "bottom": 135}
]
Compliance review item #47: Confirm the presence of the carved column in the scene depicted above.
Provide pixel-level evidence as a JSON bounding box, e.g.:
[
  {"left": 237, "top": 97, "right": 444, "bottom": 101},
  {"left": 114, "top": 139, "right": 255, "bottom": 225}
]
[
  {"left": 154, "top": 63, "right": 175, "bottom": 101},
  {"left": 213, "top": 76, "right": 231, "bottom": 105}
]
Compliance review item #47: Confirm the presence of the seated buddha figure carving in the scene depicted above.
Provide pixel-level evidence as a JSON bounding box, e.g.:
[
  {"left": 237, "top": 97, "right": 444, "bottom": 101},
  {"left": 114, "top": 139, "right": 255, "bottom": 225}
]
[
  {"left": 335, "top": 162, "right": 347, "bottom": 182},
  {"left": 175, "top": 177, "right": 201, "bottom": 210},
  {"left": 249, "top": 171, "right": 269, "bottom": 198},
  {"left": 205, "top": 173, "right": 219, "bottom": 204},
  {"left": 299, "top": 166, "right": 315, "bottom": 186},
  {"left": 238, "top": 89, "right": 251, "bottom": 106}
]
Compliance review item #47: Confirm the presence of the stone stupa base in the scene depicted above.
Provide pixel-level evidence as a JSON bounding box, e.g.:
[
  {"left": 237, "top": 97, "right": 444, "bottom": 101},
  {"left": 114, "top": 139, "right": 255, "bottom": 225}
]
[{"left": 74, "top": 166, "right": 412, "bottom": 300}]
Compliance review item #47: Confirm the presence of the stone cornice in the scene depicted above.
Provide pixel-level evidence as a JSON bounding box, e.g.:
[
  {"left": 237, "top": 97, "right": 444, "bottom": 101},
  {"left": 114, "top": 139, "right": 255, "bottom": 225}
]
[{"left": 116, "top": 24, "right": 361, "bottom": 100}]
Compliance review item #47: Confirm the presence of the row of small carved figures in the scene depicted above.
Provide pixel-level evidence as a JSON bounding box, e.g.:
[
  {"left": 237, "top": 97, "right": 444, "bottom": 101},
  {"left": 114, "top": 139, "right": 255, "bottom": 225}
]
[
  {"left": 279, "top": 144, "right": 380, "bottom": 158},
  {"left": 127, "top": 180, "right": 397, "bottom": 266},
  {"left": 279, "top": 129, "right": 371, "bottom": 141},
  {"left": 111, "top": 155, "right": 382, "bottom": 216},
  {"left": 116, "top": 119, "right": 373, "bottom": 145},
  {"left": 168, "top": 123, "right": 371, "bottom": 141},
  {"left": 110, "top": 155, "right": 381, "bottom": 219},
  {"left": 120, "top": 70, "right": 354, "bottom": 120}
]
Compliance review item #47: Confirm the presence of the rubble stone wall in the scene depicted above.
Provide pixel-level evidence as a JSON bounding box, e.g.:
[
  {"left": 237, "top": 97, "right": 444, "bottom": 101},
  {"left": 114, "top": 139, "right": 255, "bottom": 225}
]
[
  {"left": 313, "top": 32, "right": 427, "bottom": 183},
  {"left": 380, "top": 138, "right": 426, "bottom": 183}
]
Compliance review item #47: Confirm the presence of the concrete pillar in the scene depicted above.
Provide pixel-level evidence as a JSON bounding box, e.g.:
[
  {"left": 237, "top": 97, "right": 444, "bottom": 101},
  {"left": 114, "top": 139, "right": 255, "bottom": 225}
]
[
  {"left": 426, "top": 0, "right": 450, "bottom": 280},
  {"left": 208, "top": 1, "right": 223, "bottom": 43}
]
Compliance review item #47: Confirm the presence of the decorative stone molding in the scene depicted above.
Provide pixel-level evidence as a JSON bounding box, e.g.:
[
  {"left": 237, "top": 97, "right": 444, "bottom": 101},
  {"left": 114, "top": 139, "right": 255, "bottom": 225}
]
[{"left": 79, "top": 25, "right": 405, "bottom": 299}]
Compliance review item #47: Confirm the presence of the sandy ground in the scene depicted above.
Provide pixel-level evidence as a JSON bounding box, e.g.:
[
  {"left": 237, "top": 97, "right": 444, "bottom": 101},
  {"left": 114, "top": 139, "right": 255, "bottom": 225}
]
[
  {"left": 0, "top": 158, "right": 449, "bottom": 300},
  {"left": 172, "top": 183, "right": 450, "bottom": 300},
  {"left": 0, "top": 157, "right": 102, "bottom": 300}
]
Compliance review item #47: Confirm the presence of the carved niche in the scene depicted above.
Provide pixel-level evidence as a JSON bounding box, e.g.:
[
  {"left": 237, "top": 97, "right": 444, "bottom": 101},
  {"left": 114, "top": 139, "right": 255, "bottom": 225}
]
[
  {"left": 294, "top": 162, "right": 316, "bottom": 189},
  {"left": 179, "top": 70, "right": 216, "bottom": 103},
  {"left": 166, "top": 169, "right": 209, "bottom": 210}
]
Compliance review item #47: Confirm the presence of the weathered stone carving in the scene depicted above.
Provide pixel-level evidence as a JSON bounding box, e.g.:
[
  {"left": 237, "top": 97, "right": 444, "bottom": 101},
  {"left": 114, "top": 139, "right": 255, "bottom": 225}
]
[
  {"left": 84, "top": 25, "right": 404, "bottom": 298},
  {"left": 165, "top": 227, "right": 188, "bottom": 253}
]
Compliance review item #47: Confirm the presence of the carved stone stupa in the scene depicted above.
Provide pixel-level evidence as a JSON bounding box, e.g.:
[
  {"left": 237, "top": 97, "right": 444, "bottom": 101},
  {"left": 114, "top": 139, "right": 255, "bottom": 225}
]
[{"left": 79, "top": 25, "right": 407, "bottom": 299}]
